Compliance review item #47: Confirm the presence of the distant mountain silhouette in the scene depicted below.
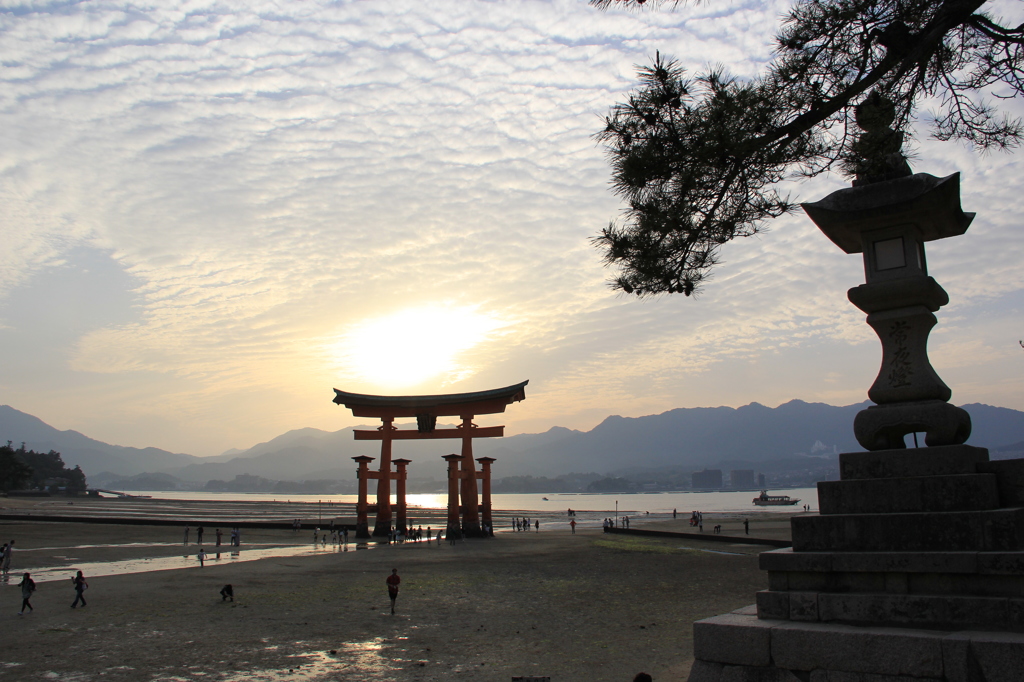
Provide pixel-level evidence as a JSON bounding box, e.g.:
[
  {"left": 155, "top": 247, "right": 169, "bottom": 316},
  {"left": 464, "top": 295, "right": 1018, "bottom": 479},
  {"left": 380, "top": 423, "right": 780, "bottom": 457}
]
[
  {"left": 3, "top": 401, "right": 1024, "bottom": 483},
  {"left": 0, "top": 405, "right": 200, "bottom": 477}
]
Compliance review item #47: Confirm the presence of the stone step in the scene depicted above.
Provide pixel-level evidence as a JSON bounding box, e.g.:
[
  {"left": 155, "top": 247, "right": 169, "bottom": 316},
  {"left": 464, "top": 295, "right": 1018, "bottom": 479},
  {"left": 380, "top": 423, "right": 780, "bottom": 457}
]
[
  {"left": 839, "top": 444, "right": 988, "bottom": 480},
  {"left": 755, "top": 589, "right": 1024, "bottom": 632},
  {"left": 818, "top": 472, "right": 999, "bottom": 514},
  {"left": 690, "top": 609, "right": 1024, "bottom": 681},
  {"left": 759, "top": 547, "right": 1024, "bottom": 575},
  {"left": 791, "top": 507, "right": 1024, "bottom": 552},
  {"left": 978, "top": 458, "right": 1024, "bottom": 507},
  {"left": 765, "top": 567, "right": 1024, "bottom": 598}
]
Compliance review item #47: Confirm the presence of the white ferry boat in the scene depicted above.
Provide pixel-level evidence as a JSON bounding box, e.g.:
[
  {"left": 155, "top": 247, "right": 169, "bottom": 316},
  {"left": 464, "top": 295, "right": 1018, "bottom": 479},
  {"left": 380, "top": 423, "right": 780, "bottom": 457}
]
[{"left": 753, "top": 490, "right": 801, "bottom": 506}]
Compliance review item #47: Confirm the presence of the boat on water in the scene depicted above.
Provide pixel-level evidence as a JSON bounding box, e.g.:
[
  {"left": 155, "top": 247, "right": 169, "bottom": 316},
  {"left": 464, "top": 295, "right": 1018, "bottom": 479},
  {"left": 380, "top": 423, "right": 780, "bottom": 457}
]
[{"left": 753, "top": 490, "right": 800, "bottom": 506}]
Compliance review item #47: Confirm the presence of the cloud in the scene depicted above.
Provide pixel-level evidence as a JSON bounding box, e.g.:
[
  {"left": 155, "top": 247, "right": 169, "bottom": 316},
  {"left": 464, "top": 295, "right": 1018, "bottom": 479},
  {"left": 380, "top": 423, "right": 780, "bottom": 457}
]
[{"left": 1, "top": 0, "right": 1022, "bottom": 455}]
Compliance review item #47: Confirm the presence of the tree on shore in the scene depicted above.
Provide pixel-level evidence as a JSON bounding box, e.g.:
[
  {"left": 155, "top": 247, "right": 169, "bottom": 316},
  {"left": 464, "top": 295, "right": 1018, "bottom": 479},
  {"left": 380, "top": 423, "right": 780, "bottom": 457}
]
[
  {"left": 0, "top": 441, "right": 87, "bottom": 493},
  {"left": 591, "top": 0, "right": 1024, "bottom": 296},
  {"left": 0, "top": 443, "right": 33, "bottom": 491}
]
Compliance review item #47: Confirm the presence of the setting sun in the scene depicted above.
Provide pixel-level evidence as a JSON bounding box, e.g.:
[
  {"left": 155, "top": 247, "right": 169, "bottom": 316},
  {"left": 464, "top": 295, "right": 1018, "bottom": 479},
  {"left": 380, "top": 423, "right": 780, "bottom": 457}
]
[{"left": 333, "top": 306, "right": 505, "bottom": 389}]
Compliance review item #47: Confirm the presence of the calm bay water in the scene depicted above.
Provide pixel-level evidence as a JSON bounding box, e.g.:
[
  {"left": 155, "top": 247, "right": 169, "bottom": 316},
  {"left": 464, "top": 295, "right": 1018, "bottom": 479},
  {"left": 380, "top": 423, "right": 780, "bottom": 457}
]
[{"left": 107, "top": 488, "right": 820, "bottom": 514}]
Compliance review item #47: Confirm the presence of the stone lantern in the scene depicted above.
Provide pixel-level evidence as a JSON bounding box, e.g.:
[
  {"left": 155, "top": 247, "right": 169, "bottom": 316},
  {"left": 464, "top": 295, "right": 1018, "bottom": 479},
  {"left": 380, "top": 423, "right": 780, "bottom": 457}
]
[{"left": 803, "top": 171, "right": 974, "bottom": 450}]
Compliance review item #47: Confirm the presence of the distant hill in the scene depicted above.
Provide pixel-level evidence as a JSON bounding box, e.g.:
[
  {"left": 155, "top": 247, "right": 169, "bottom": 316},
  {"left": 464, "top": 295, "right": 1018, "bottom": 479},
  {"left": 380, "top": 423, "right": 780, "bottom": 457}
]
[
  {"left": 0, "top": 405, "right": 201, "bottom": 477},
  {"left": 3, "top": 401, "right": 1024, "bottom": 483}
]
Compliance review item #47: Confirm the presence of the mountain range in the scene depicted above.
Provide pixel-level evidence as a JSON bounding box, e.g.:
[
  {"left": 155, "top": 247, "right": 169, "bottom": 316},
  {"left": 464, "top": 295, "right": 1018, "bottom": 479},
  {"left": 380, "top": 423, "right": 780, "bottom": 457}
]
[{"left": 3, "top": 401, "right": 1024, "bottom": 486}]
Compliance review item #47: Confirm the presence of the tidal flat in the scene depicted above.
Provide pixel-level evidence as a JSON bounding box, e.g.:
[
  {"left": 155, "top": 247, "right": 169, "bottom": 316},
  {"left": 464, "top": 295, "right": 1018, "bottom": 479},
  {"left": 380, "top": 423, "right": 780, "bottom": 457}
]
[{"left": 0, "top": 499, "right": 789, "bottom": 681}]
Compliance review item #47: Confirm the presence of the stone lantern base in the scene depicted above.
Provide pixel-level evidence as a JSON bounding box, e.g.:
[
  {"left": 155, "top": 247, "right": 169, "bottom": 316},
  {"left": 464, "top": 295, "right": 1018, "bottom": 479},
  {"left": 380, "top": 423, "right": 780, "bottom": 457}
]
[{"left": 686, "top": 445, "right": 1024, "bottom": 682}]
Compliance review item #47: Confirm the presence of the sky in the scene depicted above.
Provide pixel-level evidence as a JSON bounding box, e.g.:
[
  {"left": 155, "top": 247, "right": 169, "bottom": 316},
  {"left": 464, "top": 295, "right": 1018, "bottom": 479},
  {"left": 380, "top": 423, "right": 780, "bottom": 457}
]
[{"left": 1, "top": 0, "right": 1022, "bottom": 457}]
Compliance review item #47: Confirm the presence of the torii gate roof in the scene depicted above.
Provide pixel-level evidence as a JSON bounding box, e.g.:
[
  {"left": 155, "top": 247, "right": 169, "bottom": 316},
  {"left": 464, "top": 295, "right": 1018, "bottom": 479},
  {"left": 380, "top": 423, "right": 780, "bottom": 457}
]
[{"left": 333, "top": 380, "right": 528, "bottom": 418}]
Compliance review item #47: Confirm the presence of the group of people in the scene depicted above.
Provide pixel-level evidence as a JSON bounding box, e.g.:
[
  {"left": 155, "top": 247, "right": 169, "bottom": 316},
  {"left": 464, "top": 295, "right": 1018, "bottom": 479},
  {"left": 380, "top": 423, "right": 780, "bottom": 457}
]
[
  {"left": 602, "top": 516, "right": 629, "bottom": 529},
  {"left": 184, "top": 526, "right": 241, "bottom": 547},
  {"left": 387, "top": 525, "right": 434, "bottom": 543},
  {"left": 312, "top": 527, "right": 352, "bottom": 545},
  {"left": 512, "top": 517, "right": 537, "bottom": 532},
  {"left": 17, "top": 569, "right": 88, "bottom": 615}
]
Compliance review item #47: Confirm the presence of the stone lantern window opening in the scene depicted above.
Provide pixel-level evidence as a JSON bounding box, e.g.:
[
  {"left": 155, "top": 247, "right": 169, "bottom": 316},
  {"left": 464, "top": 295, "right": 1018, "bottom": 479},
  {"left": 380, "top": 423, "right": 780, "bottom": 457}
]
[
  {"left": 873, "top": 237, "right": 905, "bottom": 270},
  {"left": 859, "top": 224, "right": 928, "bottom": 283}
]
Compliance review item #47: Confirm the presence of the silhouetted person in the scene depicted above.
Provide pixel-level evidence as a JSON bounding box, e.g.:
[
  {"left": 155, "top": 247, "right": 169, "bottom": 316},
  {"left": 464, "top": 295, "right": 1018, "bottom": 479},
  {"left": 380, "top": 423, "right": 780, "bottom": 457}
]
[
  {"left": 19, "top": 573, "right": 35, "bottom": 614},
  {"left": 221, "top": 584, "right": 234, "bottom": 602},
  {"left": 386, "top": 568, "right": 401, "bottom": 615},
  {"left": 71, "top": 570, "right": 88, "bottom": 608}
]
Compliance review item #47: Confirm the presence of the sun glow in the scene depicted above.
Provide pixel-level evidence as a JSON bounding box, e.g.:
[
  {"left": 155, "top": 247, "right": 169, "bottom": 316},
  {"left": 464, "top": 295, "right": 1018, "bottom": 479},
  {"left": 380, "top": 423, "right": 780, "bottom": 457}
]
[{"left": 334, "top": 306, "right": 504, "bottom": 389}]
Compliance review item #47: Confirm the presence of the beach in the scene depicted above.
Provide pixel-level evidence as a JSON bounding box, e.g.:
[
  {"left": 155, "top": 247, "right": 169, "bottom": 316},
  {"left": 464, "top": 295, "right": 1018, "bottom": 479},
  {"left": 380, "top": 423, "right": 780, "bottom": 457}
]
[{"left": 0, "top": 498, "right": 796, "bottom": 681}]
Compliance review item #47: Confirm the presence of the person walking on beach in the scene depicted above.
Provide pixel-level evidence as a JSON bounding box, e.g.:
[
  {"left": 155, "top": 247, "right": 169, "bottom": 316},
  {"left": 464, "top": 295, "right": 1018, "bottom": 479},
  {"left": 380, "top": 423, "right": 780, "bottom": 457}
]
[
  {"left": 215, "top": 528, "right": 222, "bottom": 546},
  {"left": 18, "top": 572, "right": 35, "bottom": 614},
  {"left": 198, "top": 548, "right": 207, "bottom": 567},
  {"left": 3, "top": 540, "right": 14, "bottom": 573},
  {"left": 71, "top": 570, "right": 88, "bottom": 608},
  {"left": 197, "top": 526, "right": 204, "bottom": 545},
  {"left": 570, "top": 519, "right": 576, "bottom": 534},
  {"left": 183, "top": 526, "right": 190, "bottom": 545},
  {"left": 535, "top": 519, "right": 539, "bottom": 532},
  {"left": 386, "top": 568, "right": 401, "bottom": 615}
]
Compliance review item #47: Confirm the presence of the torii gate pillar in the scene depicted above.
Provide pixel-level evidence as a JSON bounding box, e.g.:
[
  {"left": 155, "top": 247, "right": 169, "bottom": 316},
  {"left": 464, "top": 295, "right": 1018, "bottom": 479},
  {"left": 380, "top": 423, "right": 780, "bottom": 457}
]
[
  {"left": 352, "top": 455, "right": 374, "bottom": 539},
  {"left": 443, "top": 454, "right": 462, "bottom": 536},
  {"left": 477, "top": 456, "right": 495, "bottom": 536},
  {"left": 372, "top": 417, "right": 396, "bottom": 537},
  {"left": 458, "top": 416, "right": 482, "bottom": 536},
  {"left": 393, "top": 458, "right": 411, "bottom": 534}
]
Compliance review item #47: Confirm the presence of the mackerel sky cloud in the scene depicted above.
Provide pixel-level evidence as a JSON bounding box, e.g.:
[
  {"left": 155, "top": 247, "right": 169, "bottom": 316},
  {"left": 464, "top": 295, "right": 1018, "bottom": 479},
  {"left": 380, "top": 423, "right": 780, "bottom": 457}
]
[{"left": 1, "top": 0, "right": 1022, "bottom": 456}]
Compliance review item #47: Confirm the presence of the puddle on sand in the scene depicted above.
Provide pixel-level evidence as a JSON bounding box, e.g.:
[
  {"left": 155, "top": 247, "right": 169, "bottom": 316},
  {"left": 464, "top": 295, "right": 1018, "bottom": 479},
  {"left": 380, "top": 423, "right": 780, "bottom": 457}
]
[
  {"left": 3, "top": 544, "right": 374, "bottom": 584},
  {"left": 688, "top": 547, "right": 748, "bottom": 556},
  {"left": 210, "top": 640, "right": 401, "bottom": 681}
]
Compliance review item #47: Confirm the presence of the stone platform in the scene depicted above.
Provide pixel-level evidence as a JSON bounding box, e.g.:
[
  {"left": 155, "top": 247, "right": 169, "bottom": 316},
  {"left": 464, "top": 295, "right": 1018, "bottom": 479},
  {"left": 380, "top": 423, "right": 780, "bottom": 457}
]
[{"left": 686, "top": 445, "right": 1024, "bottom": 681}]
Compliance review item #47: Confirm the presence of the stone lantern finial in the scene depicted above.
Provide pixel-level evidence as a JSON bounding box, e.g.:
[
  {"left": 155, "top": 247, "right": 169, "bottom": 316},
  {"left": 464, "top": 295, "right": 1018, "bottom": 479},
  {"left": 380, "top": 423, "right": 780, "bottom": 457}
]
[{"left": 846, "top": 91, "right": 913, "bottom": 186}]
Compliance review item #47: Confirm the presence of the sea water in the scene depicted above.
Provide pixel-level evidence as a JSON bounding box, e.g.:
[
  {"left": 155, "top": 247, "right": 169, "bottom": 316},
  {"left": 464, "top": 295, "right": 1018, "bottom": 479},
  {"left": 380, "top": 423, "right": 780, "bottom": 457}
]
[{"left": 105, "top": 488, "right": 820, "bottom": 514}]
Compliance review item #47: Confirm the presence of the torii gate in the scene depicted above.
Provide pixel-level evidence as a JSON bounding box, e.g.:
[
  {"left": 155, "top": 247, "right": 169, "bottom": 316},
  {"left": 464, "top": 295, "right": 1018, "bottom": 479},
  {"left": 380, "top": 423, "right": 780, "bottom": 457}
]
[{"left": 333, "top": 380, "right": 528, "bottom": 539}]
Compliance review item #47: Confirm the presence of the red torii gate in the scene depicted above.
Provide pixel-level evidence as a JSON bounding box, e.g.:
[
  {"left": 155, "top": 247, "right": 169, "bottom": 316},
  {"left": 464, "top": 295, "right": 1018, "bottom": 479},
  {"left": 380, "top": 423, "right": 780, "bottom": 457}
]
[{"left": 333, "top": 381, "right": 528, "bottom": 539}]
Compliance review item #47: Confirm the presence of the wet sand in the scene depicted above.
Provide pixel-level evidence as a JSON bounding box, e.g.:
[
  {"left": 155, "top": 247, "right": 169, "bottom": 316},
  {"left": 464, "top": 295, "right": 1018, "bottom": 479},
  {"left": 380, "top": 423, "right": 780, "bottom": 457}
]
[{"left": 0, "top": 499, "right": 789, "bottom": 681}]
